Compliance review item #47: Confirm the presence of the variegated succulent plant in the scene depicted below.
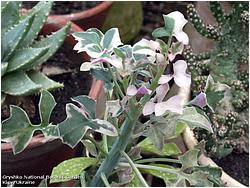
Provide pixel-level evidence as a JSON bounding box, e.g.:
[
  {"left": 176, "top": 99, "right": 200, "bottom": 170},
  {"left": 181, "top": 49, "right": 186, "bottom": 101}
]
[
  {"left": 1, "top": 1, "right": 70, "bottom": 104},
  {"left": 184, "top": 2, "right": 249, "bottom": 158}
]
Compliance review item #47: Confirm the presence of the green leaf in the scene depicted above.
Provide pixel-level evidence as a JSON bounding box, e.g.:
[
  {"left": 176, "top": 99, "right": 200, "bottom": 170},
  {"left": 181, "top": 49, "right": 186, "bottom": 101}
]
[
  {"left": 20, "top": 1, "right": 53, "bottom": 47},
  {"left": 1, "top": 92, "right": 6, "bottom": 104},
  {"left": 193, "top": 166, "right": 223, "bottom": 186},
  {"left": 1, "top": 91, "right": 59, "bottom": 154},
  {"left": 163, "top": 15, "right": 175, "bottom": 34},
  {"left": 141, "top": 164, "right": 177, "bottom": 184},
  {"left": 1, "top": 13, "right": 35, "bottom": 61},
  {"left": 178, "top": 107, "right": 213, "bottom": 133},
  {"left": 114, "top": 47, "right": 126, "bottom": 59},
  {"left": 181, "top": 171, "right": 213, "bottom": 187},
  {"left": 2, "top": 71, "right": 41, "bottom": 96},
  {"left": 1, "top": 1, "right": 21, "bottom": 33},
  {"left": 27, "top": 70, "right": 64, "bottom": 91},
  {"left": 59, "top": 103, "right": 118, "bottom": 148},
  {"left": 1, "top": 62, "right": 8, "bottom": 76},
  {"left": 73, "top": 31, "right": 102, "bottom": 45},
  {"left": 39, "top": 90, "right": 56, "bottom": 126},
  {"left": 175, "top": 121, "right": 187, "bottom": 136},
  {"left": 152, "top": 27, "right": 171, "bottom": 38},
  {"left": 127, "top": 172, "right": 143, "bottom": 187},
  {"left": 90, "top": 67, "right": 113, "bottom": 91},
  {"left": 138, "top": 138, "right": 181, "bottom": 156},
  {"left": 81, "top": 140, "right": 98, "bottom": 157},
  {"left": 6, "top": 47, "right": 49, "bottom": 73},
  {"left": 31, "top": 23, "right": 70, "bottom": 67},
  {"left": 102, "top": 28, "right": 123, "bottom": 50},
  {"left": 72, "top": 95, "right": 96, "bottom": 119},
  {"left": 179, "top": 149, "right": 199, "bottom": 171},
  {"left": 146, "top": 124, "right": 165, "bottom": 150},
  {"left": 205, "top": 75, "right": 230, "bottom": 111},
  {"left": 50, "top": 157, "right": 98, "bottom": 183},
  {"left": 1, "top": 106, "right": 36, "bottom": 154}
]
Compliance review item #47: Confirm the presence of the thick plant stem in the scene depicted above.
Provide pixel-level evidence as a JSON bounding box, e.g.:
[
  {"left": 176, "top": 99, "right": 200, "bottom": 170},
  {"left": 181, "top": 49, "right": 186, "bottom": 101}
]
[{"left": 89, "top": 100, "right": 140, "bottom": 187}]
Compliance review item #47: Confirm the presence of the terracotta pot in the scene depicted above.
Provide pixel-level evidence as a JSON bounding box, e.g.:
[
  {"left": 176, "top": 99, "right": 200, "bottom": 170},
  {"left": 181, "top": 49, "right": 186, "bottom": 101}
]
[
  {"left": 49, "top": 1, "right": 113, "bottom": 30},
  {"left": 1, "top": 19, "right": 104, "bottom": 187}
]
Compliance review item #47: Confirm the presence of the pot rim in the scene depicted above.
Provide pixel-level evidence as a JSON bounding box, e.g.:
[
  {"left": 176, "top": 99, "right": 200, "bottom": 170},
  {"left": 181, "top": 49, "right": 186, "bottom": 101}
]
[
  {"left": 49, "top": 1, "right": 113, "bottom": 21},
  {"left": 1, "top": 19, "right": 104, "bottom": 154}
]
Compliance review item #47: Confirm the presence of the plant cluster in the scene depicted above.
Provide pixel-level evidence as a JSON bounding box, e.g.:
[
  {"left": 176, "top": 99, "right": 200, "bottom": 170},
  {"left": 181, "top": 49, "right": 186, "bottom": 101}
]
[
  {"left": 1, "top": 1, "right": 70, "bottom": 104},
  {"left": 183, "top": 2, "right": 249, "bottom": 158},
  {"left": 1, "top": 6, "right": 224, "bottom": 187}
]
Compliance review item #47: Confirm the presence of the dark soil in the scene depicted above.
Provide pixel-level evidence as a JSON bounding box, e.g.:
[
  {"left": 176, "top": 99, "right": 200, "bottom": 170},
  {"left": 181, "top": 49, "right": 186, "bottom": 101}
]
[
  {"left": 22, "top": 1, "right": 100, "bottom": 15},
  {"left": 213, "top": 152, "right": 249, "bottom": 186}
]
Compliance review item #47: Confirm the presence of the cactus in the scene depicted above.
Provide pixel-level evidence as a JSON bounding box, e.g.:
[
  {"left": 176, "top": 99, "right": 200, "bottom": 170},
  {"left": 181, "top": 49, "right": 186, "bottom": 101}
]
[
  {"left": 1, "top": 2, "right": 71, "bottom": 104},
  {"left": 184, "top": 2, "right": 249, "bottom": 158}
]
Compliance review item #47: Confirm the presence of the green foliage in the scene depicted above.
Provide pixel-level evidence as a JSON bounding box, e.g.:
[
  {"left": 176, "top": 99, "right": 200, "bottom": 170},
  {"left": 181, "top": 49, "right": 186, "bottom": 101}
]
[
  {"left": 50, "top": 157, "right": 98, "bottom": 183},
  {"left": 1, "top": 1, "right": 70, "bottom": 103},
  {"left": 1, "top": 90, "right": 59, "bottom": 154},
  {"left": 58, "top": 95, "right": 118, "bottom": 148},
  {"left": 184, "top": 2, "right": 249, "bottom": 158}
]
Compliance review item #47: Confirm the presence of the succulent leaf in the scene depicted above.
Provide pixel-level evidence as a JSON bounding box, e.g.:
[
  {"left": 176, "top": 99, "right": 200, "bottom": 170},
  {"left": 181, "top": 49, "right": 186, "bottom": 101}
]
[
  {"left": 31, "top": 23, "right": 71, "bottom": 67},
  {"left": 1, "top": 1, "right": 21, "bottom": 33},
  {"left": 1, "top": 13, "right": 35, "bottom": 61},
  {"left": 20, "top": 1, "right": 53, "bottom": 47},
  {"left": 6, "top": 47, "right": 49, "bottom": 73},
  {"left": 27, "top": 70, "right": 64, "bottom": 91},
  {"left": 2, "top": 71, "right": 41, "bottom": 96}
]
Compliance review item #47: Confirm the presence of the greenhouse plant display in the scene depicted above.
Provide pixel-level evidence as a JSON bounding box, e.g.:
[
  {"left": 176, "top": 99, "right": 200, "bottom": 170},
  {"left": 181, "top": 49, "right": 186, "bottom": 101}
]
[
  {"left": 1, "top": 1, "right": 248, "bottom": 187},
  {"left": 183, "top": 1, "right": 249, "bottom": 159},
  {"left": 44, "top": 11, "right": 224, "bottom": 187},
  {"left": 1, "top": 2, "right": 101, "bottom": 186}
]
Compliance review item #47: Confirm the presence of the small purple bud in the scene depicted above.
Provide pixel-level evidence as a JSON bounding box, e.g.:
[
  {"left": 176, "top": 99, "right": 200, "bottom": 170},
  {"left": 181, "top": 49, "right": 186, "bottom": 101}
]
[
  {"left": 190, "top": 92, "right": 207, "bottom": 108},
  {"left": 137, "top": 85, "right": 152, "bottom": 95}
]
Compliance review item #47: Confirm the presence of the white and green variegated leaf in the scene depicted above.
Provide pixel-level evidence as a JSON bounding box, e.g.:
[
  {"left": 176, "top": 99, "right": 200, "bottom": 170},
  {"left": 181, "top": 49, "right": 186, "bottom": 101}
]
[
  {"left": 177, "top": 107, "right": 213, "bottom": 133},
  {"left": 1, "top": 90, "right": 59, "bottom": 154},
  {"left": 179, "top": 149, "right": 199, "bottom": 171},
  {"left": 72, "top": 95, "right": 96, "bottom": 119},
  {"left": 6, "top": 47, "right": 49, "bottom": 73},
  {"left": 90, "top": 67, "right": 113, "bottom": 91},
  {"left": 82, "top": 139, "right": 98, "bottom": 157},
  {"left": 86, "top": 28, "right": 104, "bottom": 40},
  {"left": 39, "top": 90, "right": 56, "bottom": 126},
  {"left": 1, "top": 105, "right": 36, "bottom": 154},
  {"left": 102, "top": 28, "right": 123, "bottom": 50},
  {"left": 85, "top": 44, "right": 103, "bottom": 58},
  {"left": 59, "top": 103, "right": 118, "bottom": 148},
  {"left": 73, "top": 31, "right": 102, "bottom": 45},
  {"left": 50, "top": 157, "right": 98, "bottom": 183},
  {"left": 152, "top": 27, "right": 171, "bottom": 38}
]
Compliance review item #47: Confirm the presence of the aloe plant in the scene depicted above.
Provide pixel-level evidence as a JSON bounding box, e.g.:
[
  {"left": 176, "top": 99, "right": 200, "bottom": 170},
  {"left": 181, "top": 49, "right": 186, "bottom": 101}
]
[
  {"left": 184, "top": 2, "right": 249, "bottom": 158},
  {"left": 1, "top": 1, "right": 71, "bottom": 104}
]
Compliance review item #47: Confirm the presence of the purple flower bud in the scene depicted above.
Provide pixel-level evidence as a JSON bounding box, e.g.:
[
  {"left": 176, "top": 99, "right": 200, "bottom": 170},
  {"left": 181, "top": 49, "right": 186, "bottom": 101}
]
[{"left": 190, "top": 92, "right": 207, "bottom": 108}]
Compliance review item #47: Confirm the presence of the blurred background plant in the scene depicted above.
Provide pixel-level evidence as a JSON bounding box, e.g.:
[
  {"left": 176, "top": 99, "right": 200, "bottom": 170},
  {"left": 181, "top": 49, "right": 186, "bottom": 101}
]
[
  {"left": 1, "top": 1, "right": 70, "bottom": 104},
  {"left": 183, "top": 1, "right": 249, "bottom": 159}
]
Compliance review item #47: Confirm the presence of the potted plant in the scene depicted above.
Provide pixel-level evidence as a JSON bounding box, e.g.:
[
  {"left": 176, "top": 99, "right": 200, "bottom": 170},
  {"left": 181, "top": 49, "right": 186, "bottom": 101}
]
[
  {"left": 182, "top": 2, "right": 248, "bottom": 186},
  {"left": 36, "top": 11, "right": 225, "bottom": 187},
  {"left": 1, "top": 2, "right": 103, "bottom": 186}
]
